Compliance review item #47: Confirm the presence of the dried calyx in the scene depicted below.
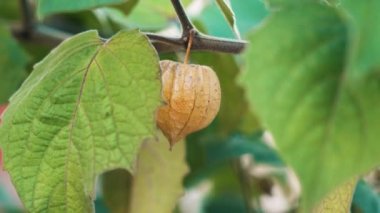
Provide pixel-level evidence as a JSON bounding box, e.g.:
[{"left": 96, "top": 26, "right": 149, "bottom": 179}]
[{"left": 156, "top": 60, "right": 221, "bottom": 148}]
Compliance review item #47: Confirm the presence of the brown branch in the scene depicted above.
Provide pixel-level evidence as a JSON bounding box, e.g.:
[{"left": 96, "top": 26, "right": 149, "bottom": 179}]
[
  {"left": 171, "top": 0, "right": 194, "bottom": 35},
  {"left": 147, "top": 31, "right": 247, "bottom": 53},
  {"left": 13, "top": 0, "right": 247, "bottom": 54},
  {"left": 12, "top": 25, "right": 70, "bottom": 47},
  {"left": 18, "top": 0, "right": 35, "bottom": 38}
]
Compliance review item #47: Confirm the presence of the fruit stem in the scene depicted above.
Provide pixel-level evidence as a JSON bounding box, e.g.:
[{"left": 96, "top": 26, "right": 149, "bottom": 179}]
[{"left": 184, "top": 30, "right": 195, "bottom": 64}]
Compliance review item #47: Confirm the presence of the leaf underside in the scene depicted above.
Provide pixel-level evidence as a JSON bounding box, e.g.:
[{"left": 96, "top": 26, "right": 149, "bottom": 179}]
[{"left": 0, "top": 30, "right": 161, "bottom": 212}]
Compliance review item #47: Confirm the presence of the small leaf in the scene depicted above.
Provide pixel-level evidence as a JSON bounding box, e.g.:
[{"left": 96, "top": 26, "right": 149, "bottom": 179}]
[
  {"left": 0, "top": 24, "right": 29, "bottom": 104},
  {"left": 37, "top": 0, "right": 127, "bottom": 18},
  {"left": 313, "top": 179, "right": 356, "bottom": 212},
  {"left": 0, "top": 30, "right": 161, "bottom": 212},
  {"left": 129, "top": 133, "right": 189, "bottom": 213},
  {"left": 215, "top": 0, "right": 241, "bottom": 39}
]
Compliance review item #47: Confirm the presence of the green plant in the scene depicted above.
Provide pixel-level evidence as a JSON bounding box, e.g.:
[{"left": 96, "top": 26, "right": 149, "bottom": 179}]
[{"left": 1, "top": 0, "right": 380, "bottom": 212}]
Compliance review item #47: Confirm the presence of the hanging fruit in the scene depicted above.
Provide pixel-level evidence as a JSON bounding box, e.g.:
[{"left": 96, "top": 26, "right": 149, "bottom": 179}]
[{"left": 156, "top": 60, "right": 221, "bottom": 147}]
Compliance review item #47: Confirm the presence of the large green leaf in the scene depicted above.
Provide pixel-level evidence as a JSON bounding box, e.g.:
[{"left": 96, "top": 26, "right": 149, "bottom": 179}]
[
  {"left": 240, "top": 2, "right": 380, "bottom": 210},
  {"left": 0, "top": 30, "right": 161, "bottom": 212},
  {"left": 129, "top": 134, "right": 188, "bottom": 213},
  {"left": 0, "top": 24, "right": 29, "bottom": 104},
  {"left": 215, "top": 0, "right": 241, "bottom": 39},
  {"left": 38, "top": 0, "right": 127, "bottom": 18}
]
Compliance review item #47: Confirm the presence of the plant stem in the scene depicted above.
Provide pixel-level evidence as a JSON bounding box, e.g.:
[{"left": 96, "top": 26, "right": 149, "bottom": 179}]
[
  {"left": 171, "top": 0, "right": 194, "bottom": 35},
  {"left": 13, "top": 0, "right": 247, "bottom": 54},
  {"left": 168, "top": 0, "right": 247, "bottom": 53},
  {"left": 18, "top": 0, "right": 35, "bottom": 37}
]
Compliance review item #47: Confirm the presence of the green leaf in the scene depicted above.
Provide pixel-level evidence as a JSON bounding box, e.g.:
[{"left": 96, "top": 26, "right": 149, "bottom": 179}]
[
  {"left": 206, "top": 133, "right": 283, "bottom": 168},
  {"left": 243, "top": 0, "right": 380, "bottom": 209},
  {"left": 313, "top": 179, "right": 356, "bottom": 212},
  {"left": 0, "top": 30, "right": 161, "bottom": 212},
  {"left": 265, "top": 0, "right": 318, "bottom": 10},
  {"left": 126, "top": 0, "right": 192, "bottom": 30},
  {"left": 240, "top": 2, "right": 371, "bottom": 210},
  {"left": 204, "top": 193, "right": 246, "bottom": 213},
  {"left": 215, "top": 0, "right": 241, "bottom": 39},
  {"left": 230, "top": 0, "right": 268, "bottom": 36},
  {"left": 0, "top": 24, "right": 29, "bottom": 104},
  {"left": 185, "top": 132, "right": 283, "bottom": 187},
  {"left": 129, "top": 134, "right": 188, "bottom": 213},
  {"left": 38, "top": 0, "right": 127, "bottom": 18},
  {"left": 204, "top": 166, "right": 247, "bottom": 213},
  {"left": 0, "top": 1, "right": 20, "bottom": 20},
  {"left": 197, "top": 0, "right": 268, "bottom": 38},
  {"left": 94, "top": 7, "right": 131, "bottom": 30}
]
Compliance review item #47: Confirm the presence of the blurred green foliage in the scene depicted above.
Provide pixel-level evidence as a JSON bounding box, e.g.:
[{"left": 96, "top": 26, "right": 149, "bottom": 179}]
[
  {"left": 352, "top": 180, "right": 380, "bottom": 213},
  {"left": 1, "top": 0, "right": 380, "bottom": 212}
]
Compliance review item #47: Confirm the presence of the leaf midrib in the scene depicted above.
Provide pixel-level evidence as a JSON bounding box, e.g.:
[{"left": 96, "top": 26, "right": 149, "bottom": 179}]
[{"left": 64, "top": 42, "right": 104, "bottom": 213}]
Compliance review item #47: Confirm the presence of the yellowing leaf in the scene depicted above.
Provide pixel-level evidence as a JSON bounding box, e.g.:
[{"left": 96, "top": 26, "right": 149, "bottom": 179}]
[
  {"left": 102, "top": 134, "right": 188, "bottom": 213},
  {"left": 313, "top": 179, "right": 356, "bottom": 213},
  {"left": 129, "top": 134, "right": 189, "bottom": 213}
]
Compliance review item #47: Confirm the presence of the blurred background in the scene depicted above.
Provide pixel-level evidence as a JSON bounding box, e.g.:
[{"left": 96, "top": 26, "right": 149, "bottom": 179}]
[{"left": 0, "top": 0, "right": 380, "bottom": 212}]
